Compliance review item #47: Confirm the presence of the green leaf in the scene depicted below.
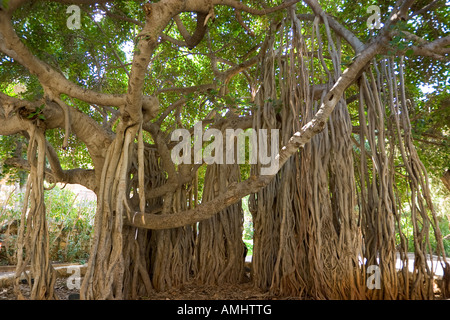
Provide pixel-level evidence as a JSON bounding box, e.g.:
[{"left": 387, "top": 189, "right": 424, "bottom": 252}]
[
  {"left": 405, "top": 49, "right": 414, "bottom": 56},
  {"left": 0, "top": 0, "right": 10, "bottom": 9}
]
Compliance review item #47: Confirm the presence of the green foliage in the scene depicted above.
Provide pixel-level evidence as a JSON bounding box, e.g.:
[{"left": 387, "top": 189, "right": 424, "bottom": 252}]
[
  {"left": 242, "top": 195, "right": 253, "bottom": 256},
  {"left": 0, "top": 135, "right": 27, "bottom": 185},
  {"left": 46, "top": 128, "right": 94, "bottom": 170},
  {"left": 411, "top": 90, "right": 450, "bottom": 178},
  {"left": 0, "top": 186, "right": 95, "bottom": 265},
  {"left": 0, "top": 0, "right": 449, "bottom": 263},
  {"left": 45, "top": 186, "right": 95, "bottom": 263},
  {"left": 26, "top": 104, "right": 46, "bottom": 121},
  {"left": 397, "top": 213, "right": 450, "bottom": 257}
]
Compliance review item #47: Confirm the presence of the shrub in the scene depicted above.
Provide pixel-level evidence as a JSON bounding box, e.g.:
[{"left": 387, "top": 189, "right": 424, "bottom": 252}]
[{"left": 0, "top": 185, "right": 95, "bottom": 265}]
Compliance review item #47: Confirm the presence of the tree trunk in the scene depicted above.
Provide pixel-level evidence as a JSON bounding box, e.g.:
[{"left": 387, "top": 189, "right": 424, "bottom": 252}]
[
  {"left": 442, "top": 170, "right": 450, "bottom": 193},
  {"left": 196, "top": 164, "right": 245, "bottom": 285},
  {"left": 14, "top": 127, "right": 57, "bottom": 300}
]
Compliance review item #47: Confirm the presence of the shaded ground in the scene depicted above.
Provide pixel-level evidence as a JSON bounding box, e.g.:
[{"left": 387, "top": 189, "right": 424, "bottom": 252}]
[
  {"left": 0, "top": 276, "right": 298, "bottom": 300},
  {"left": 0, "top": 263, "right": 286, "bottom": 300},
  {"left": 1, "top": 252, "right": 449, "bottom": 300},
  {"left": 0, "top": 277, "right": 80, "bottom": 300},
  {"left": 142, "top": 281, "right": 299, "bottom": 301},
  {"left": 0, "top": 273, "right": 446, "bottom": 300}
]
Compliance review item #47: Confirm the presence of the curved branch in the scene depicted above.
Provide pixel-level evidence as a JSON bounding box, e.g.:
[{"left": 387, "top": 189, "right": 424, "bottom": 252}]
[
  {"left": 125, "top": 19, "right": 391, "bottom": 230},
  {"left": 174, "top": 12, "right": 208, "bottom": 49},
  {"left": 125, "top": 175, "right": 268, "bottom": 229},
  {"left": 4, "top": 155, "right": 96, "bottom": 190},
  {"left": 386, "top": 32, "right": 450, "bottom": 60},
  {"left": 234, "top": 9, "right": 255, "bottom": 36},
  {"left": 0, "top": 13, "right": 159, "bottom": 111},
  {"left": 212, "top": 0, "right": 300, "bottom": 16},
  {"left": 124, "top": 1, "right": 178, "bottom": 123},
  {"left": 412, "top": 35, "right": 450, "bottom": 59},
  {"left": 411, "top": 0, "right": 442, "bottom": 17},
  {"left": 44, "top": 140, "right": 96, "bottom": 190},
  {"left": 0, "top": 93, "right": 114, "bottom": 168},
  {"left": 0, "top": 15, "right": 127, "bottom": 106}
]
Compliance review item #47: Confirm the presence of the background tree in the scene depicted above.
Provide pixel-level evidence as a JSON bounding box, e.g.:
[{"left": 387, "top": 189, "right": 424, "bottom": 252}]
[{"left": 0, "top": 0, "right": 449, "bottom": 300}]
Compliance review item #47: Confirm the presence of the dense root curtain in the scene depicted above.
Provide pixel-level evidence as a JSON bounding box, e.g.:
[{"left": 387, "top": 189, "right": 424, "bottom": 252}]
[
  {"left": 80, "top": 122, "right": 196, "bottom": 299},
  {"left": 356, "top": 57, "right": 450, "bottom": 299},
  {"left": 250, "top": 11, "right": 449, "bottom": 300},
  {"left": 196, "top": 163, "right": 246, "bottom": 285},
  {"left": 80, "top": 127, "right": 132, "bottom": 299},
  {"left": 250, "top": 13, "right": 364, "bottom": 299},
  {"left": 14, "top": 126, "right": 57, "bottom": 300}
]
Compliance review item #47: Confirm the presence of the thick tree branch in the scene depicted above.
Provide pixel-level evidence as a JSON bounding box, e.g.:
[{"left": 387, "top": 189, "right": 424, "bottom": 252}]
[
  {"left": 390, "top": 31, "right": 450, "bottom": 60},
  {"left": 106, "top": 0, "right": 304, "bottom": 122},
  {"left": 212, "top": 0, "right": 300, "bottom": 15},
  {"left": 0, "top": 93, "right": 113, "bottom": 171},
  {"left": 411, "top": 35, "right": 450, "bottom": 60},
  {"left": 124, "top": 2, "right": 396, "bottom": 230},
  {"left": 174, "top": 12, "right": 208, "bottom": 49},
  {"left": 0, "top": 15, "right": 125, "bottom": 106},
  {"left": 5, "top": 155, "right": 96, "bottom": 190},
  {"left": 411, "top": 0, "right": 442, "bottom": 17},
  {"left": 124, "top": 1, "right": 183, "bottom": 123}
]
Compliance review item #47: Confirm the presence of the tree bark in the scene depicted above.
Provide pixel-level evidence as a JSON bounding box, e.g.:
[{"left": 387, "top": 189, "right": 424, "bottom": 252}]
[{"left": 442, "top": 170, "right": 450, "bottom": 193}]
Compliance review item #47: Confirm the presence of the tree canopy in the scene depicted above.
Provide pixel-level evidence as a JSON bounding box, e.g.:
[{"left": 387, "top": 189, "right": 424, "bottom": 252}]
[{"left": 0, "top": 0, "right": 449, "bottom": 300}]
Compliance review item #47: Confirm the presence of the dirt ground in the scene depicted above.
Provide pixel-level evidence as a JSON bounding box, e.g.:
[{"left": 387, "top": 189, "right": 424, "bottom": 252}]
[
  {"left": 0, "top": 275, "right": 299, "bottom": 300},
  {"left": 0, "top": 277, "right": 80, "bottom": 300},
  {"left": 1, "top": 279, "right": 447, "bottom": 300},
  {"left": 142, "top": 281, "right": 299, "bottom": 301},
  {"left": 0, "top": 269, "right": 446, "bottom": 300}
]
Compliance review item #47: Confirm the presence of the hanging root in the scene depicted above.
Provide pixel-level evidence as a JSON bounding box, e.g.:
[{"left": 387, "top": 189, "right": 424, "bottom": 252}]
[
  {"left": 196, "top": 163, "right": 245, "bottom": 285},
  {"left": 14, "top": 126, "right": 57, "bottom": 300},
  {"left": 354, "top": 56, "right": 450, "bottom": 299},
  {"left": 80, "top": 125, "right": 134, "bottom": 299},
  {"left": 249, "top": 11, "right": 448, "bottom": 300},
  {"left": 45, "top": 90, "right": 71, "bottom": 149}
]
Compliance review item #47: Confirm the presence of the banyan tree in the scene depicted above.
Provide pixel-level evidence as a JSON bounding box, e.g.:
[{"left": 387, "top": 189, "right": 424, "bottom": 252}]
[{"left": 0, "top": 0, "right": 449, "bottom": 300}]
